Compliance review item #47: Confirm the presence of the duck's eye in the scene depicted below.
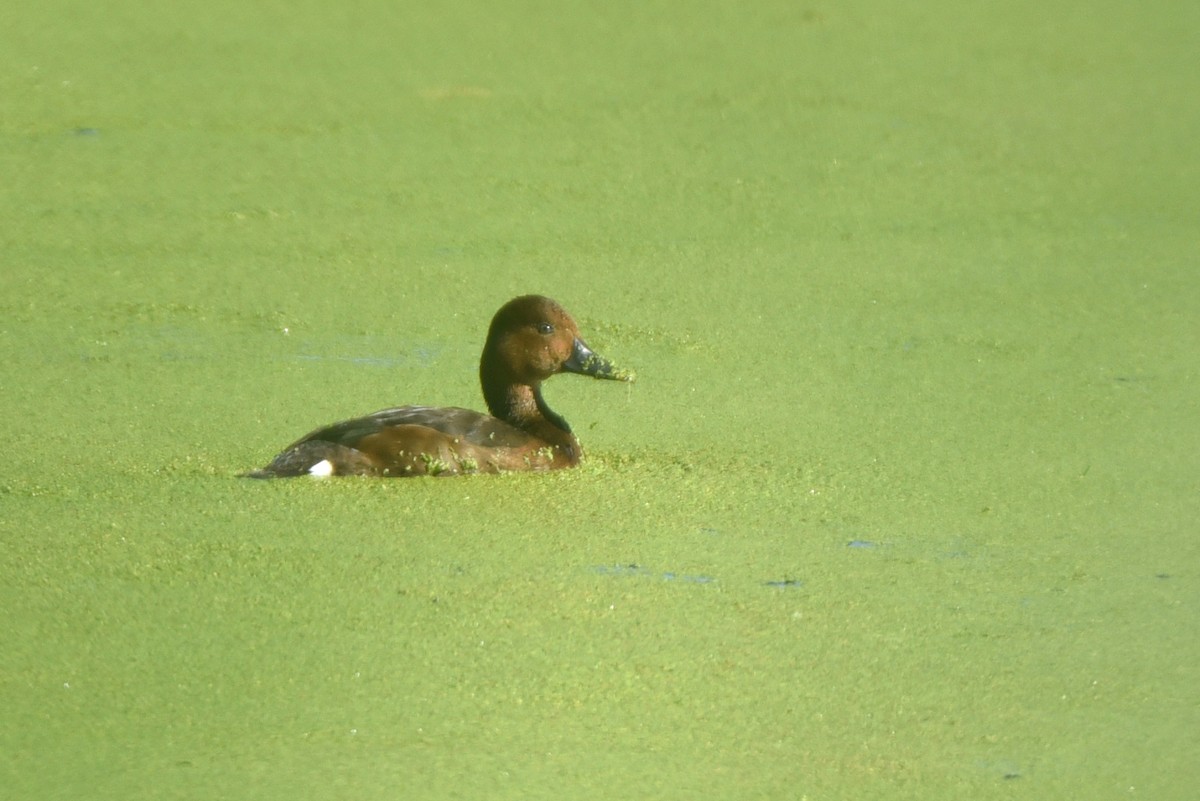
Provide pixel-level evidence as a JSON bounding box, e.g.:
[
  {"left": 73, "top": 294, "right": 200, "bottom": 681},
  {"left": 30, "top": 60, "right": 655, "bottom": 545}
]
[{"left": 536, "top": 322, "right": 554, "bottom": 335}]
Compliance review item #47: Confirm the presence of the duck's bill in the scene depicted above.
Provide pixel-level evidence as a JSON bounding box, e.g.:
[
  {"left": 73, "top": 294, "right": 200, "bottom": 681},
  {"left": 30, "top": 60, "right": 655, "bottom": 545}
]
[{"left": 563, "top": 338, "right": 637, "bottom": 382}]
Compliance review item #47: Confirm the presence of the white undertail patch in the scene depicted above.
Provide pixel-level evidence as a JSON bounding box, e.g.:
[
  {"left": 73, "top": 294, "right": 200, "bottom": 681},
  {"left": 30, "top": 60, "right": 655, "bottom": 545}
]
[{"left": 308, "top": 459, "right": 334, "bottom": 477}]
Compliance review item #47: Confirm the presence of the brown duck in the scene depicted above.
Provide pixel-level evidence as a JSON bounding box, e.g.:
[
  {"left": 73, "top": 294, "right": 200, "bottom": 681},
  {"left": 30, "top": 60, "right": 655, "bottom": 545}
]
[{"left": 244, "top": 295, "right": 633, "bottom": 477}]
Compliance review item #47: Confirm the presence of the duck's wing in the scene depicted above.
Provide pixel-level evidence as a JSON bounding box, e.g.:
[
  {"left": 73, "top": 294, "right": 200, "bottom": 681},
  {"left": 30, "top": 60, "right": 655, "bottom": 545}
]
[{"left": 287, "top": 405, "right": 531, "bottom": 450}]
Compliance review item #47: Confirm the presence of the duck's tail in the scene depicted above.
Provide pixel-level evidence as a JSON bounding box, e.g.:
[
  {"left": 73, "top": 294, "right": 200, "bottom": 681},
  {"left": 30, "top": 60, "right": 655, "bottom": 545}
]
[{"left": 240, "top": 441, "right": 378, "bottom": 478}]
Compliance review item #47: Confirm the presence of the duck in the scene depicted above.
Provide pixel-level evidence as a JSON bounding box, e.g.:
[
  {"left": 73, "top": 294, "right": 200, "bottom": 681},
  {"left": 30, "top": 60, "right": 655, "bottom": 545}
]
[{"left": 243, "top": 295, "right": 634, "bottom": 478}]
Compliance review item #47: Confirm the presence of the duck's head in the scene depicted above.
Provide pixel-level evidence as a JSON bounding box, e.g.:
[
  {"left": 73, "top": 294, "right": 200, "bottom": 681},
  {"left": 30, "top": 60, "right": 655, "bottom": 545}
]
[{"left": 481, "top": 295, "right": 635, "bottom": 385}]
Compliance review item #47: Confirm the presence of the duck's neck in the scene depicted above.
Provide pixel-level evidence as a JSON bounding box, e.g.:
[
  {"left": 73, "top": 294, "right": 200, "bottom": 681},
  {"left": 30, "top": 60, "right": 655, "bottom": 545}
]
[
  {"left": 483, "top": 380, "right": 580, "bottom": 456},
  {"left": 483, "top": 381, "right": 566, "bottom": 431}
]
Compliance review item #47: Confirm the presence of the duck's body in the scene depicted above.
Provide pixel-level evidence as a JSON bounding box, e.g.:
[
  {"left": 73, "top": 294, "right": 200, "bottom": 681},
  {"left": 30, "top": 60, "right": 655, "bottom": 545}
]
[{"left": 244, "top": 295, "right": 632, "bottom": 478}]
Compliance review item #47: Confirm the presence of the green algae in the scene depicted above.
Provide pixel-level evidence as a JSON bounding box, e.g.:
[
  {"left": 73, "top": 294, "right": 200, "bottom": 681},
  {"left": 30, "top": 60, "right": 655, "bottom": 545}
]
[
  {"left": 2, "top": 1, "right": 1199, "bottom": 799},
  {"left": 418, "top": 453, "right": 451, "bottom": 477}
]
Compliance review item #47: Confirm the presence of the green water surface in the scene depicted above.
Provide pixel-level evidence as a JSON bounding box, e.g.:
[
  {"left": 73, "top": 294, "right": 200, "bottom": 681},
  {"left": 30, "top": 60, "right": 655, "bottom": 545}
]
[{"left": 2, "top": 1, "right": 1197, "bottom": 798}]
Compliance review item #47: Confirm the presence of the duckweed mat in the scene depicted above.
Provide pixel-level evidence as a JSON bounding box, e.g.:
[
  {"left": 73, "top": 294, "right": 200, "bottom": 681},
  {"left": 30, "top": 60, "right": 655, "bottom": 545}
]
[{"left": 2, "top": 1, "right": 1197, "bottom": 798}]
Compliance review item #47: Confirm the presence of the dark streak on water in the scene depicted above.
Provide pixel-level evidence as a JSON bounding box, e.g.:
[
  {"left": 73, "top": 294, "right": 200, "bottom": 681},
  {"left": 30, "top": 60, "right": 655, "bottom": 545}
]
[
  {"left": 763, "top": 578, "right": 803, "bottom": 589},
  {"left": 590, "top": 564, "right": 716, "bottom": 584}
]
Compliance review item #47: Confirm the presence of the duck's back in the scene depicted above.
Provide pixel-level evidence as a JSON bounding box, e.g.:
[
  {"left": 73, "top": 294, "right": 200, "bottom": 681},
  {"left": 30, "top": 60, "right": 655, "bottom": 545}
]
[
  {"left": 244, "top": 405, "right": 547, "bottom": 478},
  {"left": 294, "top": 405, "right": 533, "bottom": 450}
]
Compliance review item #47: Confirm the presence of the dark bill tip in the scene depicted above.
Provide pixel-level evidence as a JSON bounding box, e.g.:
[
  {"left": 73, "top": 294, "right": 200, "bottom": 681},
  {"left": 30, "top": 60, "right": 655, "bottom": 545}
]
[{"left": 563, "top": 338, "right": 636, "bottom": 382}]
